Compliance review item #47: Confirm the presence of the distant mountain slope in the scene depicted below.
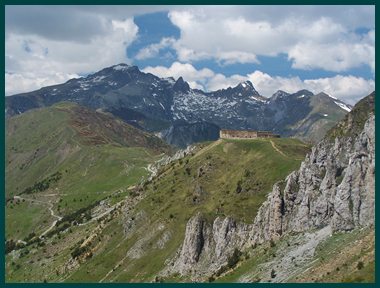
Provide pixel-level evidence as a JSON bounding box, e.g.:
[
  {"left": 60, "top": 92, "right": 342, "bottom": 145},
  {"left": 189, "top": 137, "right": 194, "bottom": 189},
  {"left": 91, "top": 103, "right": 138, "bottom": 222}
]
[
  {"left": 5, "top": 63, "right": 353, "bottom": 144},
  {"left": 5, "top": 102, "right": 170, "bottom": 241},
  {"left": 159, "top": 121, "right": 220, "bottom": 148},
  {"left": 326, "top": 91, "right": 375, "bottom": 140}
]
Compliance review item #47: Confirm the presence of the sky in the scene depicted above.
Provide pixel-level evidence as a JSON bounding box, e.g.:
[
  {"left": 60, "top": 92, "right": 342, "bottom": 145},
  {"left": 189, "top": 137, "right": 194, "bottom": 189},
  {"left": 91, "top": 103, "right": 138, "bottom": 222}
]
[{"left": 5, "top": 5, "right": 375, "bottom": 104}]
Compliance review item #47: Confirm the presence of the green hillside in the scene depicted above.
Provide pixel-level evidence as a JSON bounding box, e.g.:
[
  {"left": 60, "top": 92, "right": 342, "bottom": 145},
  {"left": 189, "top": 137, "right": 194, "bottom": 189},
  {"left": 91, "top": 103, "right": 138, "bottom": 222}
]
[
  {"left": 67, "top": 138, "right": 309, "bottom": 282},
  {"left": 6, "top": 135, "right": 310, "bottom": 283},
  {"left": 5, "top": 102, "right": 170, "bottom": 241}
]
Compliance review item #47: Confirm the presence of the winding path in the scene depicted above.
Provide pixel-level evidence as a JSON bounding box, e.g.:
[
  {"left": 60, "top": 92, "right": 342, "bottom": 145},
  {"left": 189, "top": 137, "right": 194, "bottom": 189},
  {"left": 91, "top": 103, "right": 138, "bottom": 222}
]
[{"left": 13, "top": 195, "right": 62, "bottom": 239}]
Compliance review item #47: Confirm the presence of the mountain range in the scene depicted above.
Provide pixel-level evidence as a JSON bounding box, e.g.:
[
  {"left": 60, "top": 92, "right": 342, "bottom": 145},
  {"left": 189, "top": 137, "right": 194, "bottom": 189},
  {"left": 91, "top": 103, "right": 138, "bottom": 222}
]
[{"left": 5, "top": 63, "right": 352, "bottom": 146}]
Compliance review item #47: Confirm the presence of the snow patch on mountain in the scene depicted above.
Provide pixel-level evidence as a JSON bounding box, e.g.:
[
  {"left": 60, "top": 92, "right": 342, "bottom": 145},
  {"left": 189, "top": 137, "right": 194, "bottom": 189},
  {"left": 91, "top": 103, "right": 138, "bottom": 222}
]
[
  {"left": 334, "top": 101, "right": 351, "bottom": 112},
  {"left": 113, "top": 64, "right": 129, "bottom": 71}
]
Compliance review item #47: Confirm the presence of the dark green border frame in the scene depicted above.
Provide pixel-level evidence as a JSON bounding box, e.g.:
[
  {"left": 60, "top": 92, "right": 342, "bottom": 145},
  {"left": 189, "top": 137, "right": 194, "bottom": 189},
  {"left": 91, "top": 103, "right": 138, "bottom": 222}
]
[{"left": 1, "top": 1, "right": 377, "bottom": 287}]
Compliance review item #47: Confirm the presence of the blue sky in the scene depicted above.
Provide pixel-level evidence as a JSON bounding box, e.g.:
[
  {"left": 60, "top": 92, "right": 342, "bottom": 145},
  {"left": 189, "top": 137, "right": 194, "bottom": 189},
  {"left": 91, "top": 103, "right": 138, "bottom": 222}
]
[{"left": 5, "top": 5, "right": 375, "bottom": 104}]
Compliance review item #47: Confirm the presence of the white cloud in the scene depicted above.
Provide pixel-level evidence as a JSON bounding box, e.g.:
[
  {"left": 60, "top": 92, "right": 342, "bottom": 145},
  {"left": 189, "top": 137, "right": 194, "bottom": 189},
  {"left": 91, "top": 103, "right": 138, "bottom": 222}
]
[
  {"left": 135, "top": 37, "right": 176, "bottom": 60},
  {"left": 216, "top": 51, "right": 258, "bottom": 65},
  {"left": 142, "top": 62, "right": 374, "bottom": 104},
  {"left": 5, "top": 72, "right": 79, "bottom": 96},
  {"left": 5, "top": 18, "right": 138, "bottom": 95},
  {"left": 288, "top": 39, "right": 375, "bottom": 72},
  {"left": 166, "top": 7, "right": 374, "bottom": 72},
  {"left": 142, "top": 61, "right": 214, "bottom": 89},
  {"left": 247, "top": 71, "right": 375, "bottom": 104},
  {"left": 303, "top": 75, "right": 375, "bottom": 104},
  {"left": 206, "top": 73, "right": 246, "bottom": 91}
]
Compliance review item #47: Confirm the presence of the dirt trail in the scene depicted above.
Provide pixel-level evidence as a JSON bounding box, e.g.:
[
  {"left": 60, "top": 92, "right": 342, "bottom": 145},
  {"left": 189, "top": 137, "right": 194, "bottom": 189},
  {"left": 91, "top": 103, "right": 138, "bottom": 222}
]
[
  {"left": 99, "top": 254, "right": 129, "bottom": 283},
  {"left": 269, "top": 140, "right": 289, "bottom": 158},
  {"left": 193, "top": 139, "right": 222, "bottom": 158}
]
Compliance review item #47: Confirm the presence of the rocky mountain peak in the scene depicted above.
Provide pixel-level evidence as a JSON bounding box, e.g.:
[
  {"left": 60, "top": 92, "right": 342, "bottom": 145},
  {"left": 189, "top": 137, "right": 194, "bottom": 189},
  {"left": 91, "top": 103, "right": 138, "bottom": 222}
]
[
  {"left": 173, "top": 76, "right": 190, "bottom": 93},
  {"left": 238, "top": 80, "right": 254, "bottom": 89},
  {"left": 270, "top": 90, "right": 290, "bottom": 100},
  {"left": 111, "top": 63, "right": 132, "bottom": 71},
  {"left": 231, "top": 80, "right": 259, "bottom": 97},
  {"left": 294, "top": 89, "right": 314, "bottom": 97},
  {"left": 315, "top": 92, "right": 330, "bottom": 98}
]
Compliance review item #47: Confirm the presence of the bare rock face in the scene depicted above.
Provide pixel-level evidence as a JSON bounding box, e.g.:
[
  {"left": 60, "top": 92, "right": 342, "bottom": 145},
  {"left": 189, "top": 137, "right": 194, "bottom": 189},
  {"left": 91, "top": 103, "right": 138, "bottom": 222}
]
[
  {"left": 251, "top": 183, "right": 283, "bottom": 243},
  {"left": 331, "top": 115, "right": 375, "bottom": 230},
  {"left": 169, "top": 214, "right": 251, "bottom": 278},
  {"left": 176, "top": 213, "right": 207, "bottom": 270},
  {"left": 252, "top": 114, "right": 375, "bottom": 244}
]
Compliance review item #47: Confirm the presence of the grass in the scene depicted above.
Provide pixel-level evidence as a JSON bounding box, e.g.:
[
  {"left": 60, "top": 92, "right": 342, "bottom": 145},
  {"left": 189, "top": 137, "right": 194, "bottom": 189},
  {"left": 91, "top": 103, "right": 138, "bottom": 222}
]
[
  {"left": 6, "top": 200, "right": 53, "bottom": 240},
  {"left": 5, "top": 103, "right": 167, "bottom": 244},
  {"left": 138, "top": 138, "right": 309, "bottom": 223}
]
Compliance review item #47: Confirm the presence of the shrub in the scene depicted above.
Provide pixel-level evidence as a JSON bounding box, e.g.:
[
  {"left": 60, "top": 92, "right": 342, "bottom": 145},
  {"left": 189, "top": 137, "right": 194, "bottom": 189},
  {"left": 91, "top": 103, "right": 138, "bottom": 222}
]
[
  {"left": 271, "top": 269, "right": 276, "bottom": 278},
  {"left": 5, "top": 239, "right": 16, "bottom": 254},
  {"left": 270, "top": 239, "right": 276, "bottom": 247},
  {"left": 357, "top": 261, "right": 364, "bottom": 270},
  {"left": 185, "top": 167, "right": 191, "bottom": 175},
  {"left": 235, "top": 180, "right": 242, "bottom": 194},
  {"left": 227, "top": 248, "right": 242, "bottom": 269}
]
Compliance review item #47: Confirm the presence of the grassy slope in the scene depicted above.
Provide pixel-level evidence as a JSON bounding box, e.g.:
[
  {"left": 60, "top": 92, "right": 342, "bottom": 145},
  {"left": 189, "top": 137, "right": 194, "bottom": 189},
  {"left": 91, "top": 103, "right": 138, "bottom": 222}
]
[
  {"left": 64, "top": 137, "right": 310, "bottom": 282},
  {"left": 5, "top": 102, "right": 168, "bottom": 240}
]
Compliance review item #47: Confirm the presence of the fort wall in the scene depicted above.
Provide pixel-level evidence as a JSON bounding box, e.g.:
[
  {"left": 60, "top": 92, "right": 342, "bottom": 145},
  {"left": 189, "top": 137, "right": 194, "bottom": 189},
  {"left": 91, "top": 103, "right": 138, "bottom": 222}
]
[{"left": 220, "top": 129, "right": 280, "bottom": 139}]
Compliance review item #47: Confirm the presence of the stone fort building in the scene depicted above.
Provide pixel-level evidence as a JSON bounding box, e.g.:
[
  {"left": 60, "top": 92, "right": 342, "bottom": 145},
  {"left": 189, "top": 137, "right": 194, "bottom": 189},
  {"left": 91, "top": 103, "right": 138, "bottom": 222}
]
[{"left": 220, "top": 129, "right": 280, "bottom": 139}]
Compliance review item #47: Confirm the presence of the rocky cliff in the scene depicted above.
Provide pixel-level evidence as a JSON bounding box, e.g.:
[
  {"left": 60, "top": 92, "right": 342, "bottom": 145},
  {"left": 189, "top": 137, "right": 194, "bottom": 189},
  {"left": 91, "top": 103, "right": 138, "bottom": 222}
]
[
  {"left": 164, "top": 213, "right": 250, "bottom": 279},
  {"left": 168, "top": 93, "right": 375, "bottom": 279},
  {"left": 252, "top": 113, "right": 374, "bottom": 244}
]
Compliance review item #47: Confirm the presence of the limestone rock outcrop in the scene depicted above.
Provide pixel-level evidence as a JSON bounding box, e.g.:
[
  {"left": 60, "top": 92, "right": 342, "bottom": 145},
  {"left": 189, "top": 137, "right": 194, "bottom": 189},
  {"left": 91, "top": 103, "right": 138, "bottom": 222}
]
[
  {"left": 252, "top": 113, "right": 375, "bottom": 244},
  {"left": 168, "top": 214, "right": 250, "bottom": 278}
]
